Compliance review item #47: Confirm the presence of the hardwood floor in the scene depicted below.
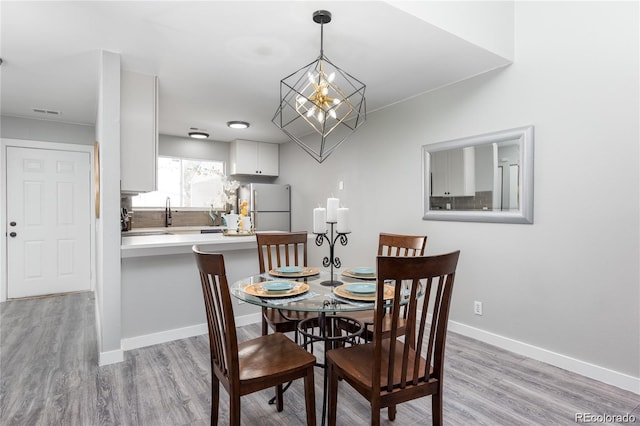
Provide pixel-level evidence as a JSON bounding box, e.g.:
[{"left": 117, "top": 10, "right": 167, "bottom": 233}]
[{"left": 1, "top": 292, "right": 638, "bottom": 425}]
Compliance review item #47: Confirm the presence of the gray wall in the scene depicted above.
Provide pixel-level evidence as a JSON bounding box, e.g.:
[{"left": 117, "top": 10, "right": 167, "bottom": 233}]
[
  {"left": 158, "top": 134, "right": 229, "bottom": 164},
  {"left": 278, "top": 1, "right": 639, "bottom": 379},
  {"left": 158, "top": 135, "right": 275, "bottom": 186},
  {"left": 1, "top": 115, "right": 95, "bottom": 144}
]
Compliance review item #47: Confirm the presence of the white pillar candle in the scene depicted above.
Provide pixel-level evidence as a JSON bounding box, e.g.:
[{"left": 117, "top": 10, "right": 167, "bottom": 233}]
[
  {"left": 313, "top": 208, "right": 327, "bottom": 234},
  {"left": 327, "top": 198, "right": 339, "bottom": 222},
  {"left": 336, "top": 207, "right": 350, "bottom": 233}
]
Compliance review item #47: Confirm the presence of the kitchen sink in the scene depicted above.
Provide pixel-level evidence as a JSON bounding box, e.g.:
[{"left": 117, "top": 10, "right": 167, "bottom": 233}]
[
  {"left": 200, "top": 228, "right": 223, "bottom": 234},
  {"left": 123, "top": 227, "right": 225, "bottom": 237},
  {"left": 122, "top": 230, "right": 171, "bottom": 236}
]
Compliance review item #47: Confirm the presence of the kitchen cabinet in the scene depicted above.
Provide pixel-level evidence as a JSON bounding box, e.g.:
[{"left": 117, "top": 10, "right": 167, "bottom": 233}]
[
  {"left": 121, "top": 71, "right": 158, "bottom": 194},
  {"left": 230, "top": 139, "right": 279, "bottom": 176},
  {"left": 430, "top": 147, "right": 475, "bottom": 197}
]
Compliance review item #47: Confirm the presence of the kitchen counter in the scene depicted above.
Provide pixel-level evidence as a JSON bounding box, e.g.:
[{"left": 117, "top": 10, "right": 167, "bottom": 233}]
[
  {"left": 120, "top": 229, "right": 314, "bottom": 350},
  {"left": 121, "top": 231, "right": 257, "bottom": 258},
  {"left": 121, "top": 230, "right": 261, "bottom": 350}
]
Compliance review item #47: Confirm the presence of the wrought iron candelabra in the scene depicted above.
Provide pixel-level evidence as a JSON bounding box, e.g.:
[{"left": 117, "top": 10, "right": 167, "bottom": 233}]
[{"left": 314, "top": 221, "right": 350, "bottom": 286}]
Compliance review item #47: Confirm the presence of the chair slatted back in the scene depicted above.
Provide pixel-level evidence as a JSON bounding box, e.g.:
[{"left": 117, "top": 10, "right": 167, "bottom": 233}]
[
  {"left": 373, "top": 252, "right": 460, "bottom": 393},
  {"left": 193, "top": 247, "right": 239, "bottom": 385},
  {"left": 256, "top": 232, "right": 308, "bottom": 273},
  {"left": 378, "top": 233, "right": 427, "bottom": 257},
  {"left": 377, "top": 233, "right": 427, "bottom": 322}
]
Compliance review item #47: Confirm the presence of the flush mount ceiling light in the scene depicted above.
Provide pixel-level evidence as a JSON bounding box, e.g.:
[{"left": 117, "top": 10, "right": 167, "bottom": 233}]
[
  {"left": 188, "top": 131, "right": 209, "bottom": 139},
  {"left": 272, "top": 10, "right": 366, "bottom": 164},
  {"left": 227, "top": 121, "right": 250, "bottom": 129}
]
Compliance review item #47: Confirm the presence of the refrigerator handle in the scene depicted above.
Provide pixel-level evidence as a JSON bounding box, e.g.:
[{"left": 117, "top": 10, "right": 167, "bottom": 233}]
[{"left": 252, "top": 189, "right": 257, "bottom": 211}]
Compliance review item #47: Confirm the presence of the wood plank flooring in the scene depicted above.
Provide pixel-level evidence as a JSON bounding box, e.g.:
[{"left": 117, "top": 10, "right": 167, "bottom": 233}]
[{"left": 1, "top": 292, "right": 638, "bottom": 425}]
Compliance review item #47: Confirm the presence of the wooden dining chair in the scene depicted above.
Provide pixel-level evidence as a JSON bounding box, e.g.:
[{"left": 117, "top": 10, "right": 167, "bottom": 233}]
[
  {"left": 192, "top": 246, "right": 317, "bottom": 426},
  {"left": 256, "top": 231, "right": 315, "bottom": 336},
  {"left": 327, "top": 251, "right": 460, "bottom": 426},
  {"left": 346, "top": 233, "right": 427, "bottom": 342}
]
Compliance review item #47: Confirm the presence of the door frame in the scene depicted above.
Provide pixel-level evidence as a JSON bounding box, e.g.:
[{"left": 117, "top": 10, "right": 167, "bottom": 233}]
[{"left": 1, "top": 138, "right": 96, "bottom": 302}]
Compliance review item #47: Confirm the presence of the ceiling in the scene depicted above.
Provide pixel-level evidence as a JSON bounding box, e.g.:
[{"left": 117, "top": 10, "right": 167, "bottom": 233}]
[{"left": 0, "top": 1, "right": 510, "bottom": 144}]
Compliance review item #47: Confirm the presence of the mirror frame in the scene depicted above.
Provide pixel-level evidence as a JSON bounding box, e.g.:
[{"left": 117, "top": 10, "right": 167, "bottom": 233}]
[{"left": 422, "top": 125, "right": 534, "bottom": 224}]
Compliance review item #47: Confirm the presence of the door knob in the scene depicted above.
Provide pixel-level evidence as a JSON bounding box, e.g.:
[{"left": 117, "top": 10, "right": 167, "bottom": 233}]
[
  {"left": 9, "top": 232, "right": 17, "bottom": 237},
  {"left": 9, "top": 221, "right": 16, "bottom": 226}
]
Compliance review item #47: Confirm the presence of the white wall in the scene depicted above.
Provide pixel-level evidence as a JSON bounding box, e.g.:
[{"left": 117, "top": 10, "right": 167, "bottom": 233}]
[{"left": 278, "top": 1, "right": 639, "bottom": 391}]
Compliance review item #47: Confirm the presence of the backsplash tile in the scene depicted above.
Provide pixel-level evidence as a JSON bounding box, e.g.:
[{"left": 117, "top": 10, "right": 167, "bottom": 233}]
[
  {"left": 430, "top": 191, "right": 493, "bottom": 211},
  {"left": 130, "top": 210, "right": 222, "bottom": 228}
]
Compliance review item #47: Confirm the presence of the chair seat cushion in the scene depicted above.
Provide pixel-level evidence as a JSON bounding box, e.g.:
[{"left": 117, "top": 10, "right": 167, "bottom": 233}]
[
  {"left": 326, "top": 339, "right": 430, "bottom": 390},
  {"left": 238, "top": 332, "right": 315, "bottom": 383}
]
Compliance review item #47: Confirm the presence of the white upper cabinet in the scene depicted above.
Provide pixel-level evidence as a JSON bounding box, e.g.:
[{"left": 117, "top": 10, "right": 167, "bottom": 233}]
[
  {"left": 230, "top": 139, "right": 279, "bottom": 176},
  {"left": 430, "top": 147, "right": 475, "bottom": 197},
  {"left": 120, "top": 71, "right": 158, "bottom": 194}
]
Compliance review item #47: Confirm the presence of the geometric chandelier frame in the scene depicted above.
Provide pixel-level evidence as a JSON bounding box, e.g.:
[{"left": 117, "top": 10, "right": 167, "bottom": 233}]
[{"left": 272, "top": 10, "right": 366, "bottom": 163}]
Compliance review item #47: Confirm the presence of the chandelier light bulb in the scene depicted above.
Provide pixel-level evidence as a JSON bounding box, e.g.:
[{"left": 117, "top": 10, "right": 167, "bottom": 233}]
[
  {"left": 307, "top": 106, "right": 316, "bottom": 118},
  {"left": 317, "top": 110, "right": 324, "bottom": 122},
  {"left": 328, "top": 72, "right": 335, "bottom": 83}
]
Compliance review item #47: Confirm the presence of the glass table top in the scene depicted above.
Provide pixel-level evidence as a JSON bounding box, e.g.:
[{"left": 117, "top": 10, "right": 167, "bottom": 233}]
[{"left": 231, "top": 270, "right": 418, "bottom": 313}]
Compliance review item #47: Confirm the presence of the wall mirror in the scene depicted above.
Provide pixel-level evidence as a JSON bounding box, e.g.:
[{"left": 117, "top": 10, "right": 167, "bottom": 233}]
[{"left": 422, "top": 126, "right": 534, "bottom": 224}]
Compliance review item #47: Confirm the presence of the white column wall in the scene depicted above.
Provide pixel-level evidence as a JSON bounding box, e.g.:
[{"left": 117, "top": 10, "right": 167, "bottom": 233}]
[{"left": 95, "top": 50, "right": 123, "bottom": 365}]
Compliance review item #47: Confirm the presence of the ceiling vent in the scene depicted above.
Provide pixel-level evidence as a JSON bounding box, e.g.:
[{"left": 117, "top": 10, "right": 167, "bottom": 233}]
[{"left": 32, "top": 108, "right": 61, "bottom": 116}]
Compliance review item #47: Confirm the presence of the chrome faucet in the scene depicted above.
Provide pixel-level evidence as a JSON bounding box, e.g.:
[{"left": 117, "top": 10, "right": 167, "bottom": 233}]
[{"left": 165, "top": 197, "right": 172, "bottom": 227}]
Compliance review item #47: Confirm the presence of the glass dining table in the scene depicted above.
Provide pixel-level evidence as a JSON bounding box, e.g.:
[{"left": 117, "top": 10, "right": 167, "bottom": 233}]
[
  {"left": 230, "top": 267, "right": 384, "bottom": 425},
  {"left": 230, "top": 268, "right": 383, "bottom": 315}
]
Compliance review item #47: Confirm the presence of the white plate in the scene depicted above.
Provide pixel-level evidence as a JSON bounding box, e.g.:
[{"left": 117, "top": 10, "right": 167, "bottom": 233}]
[
  {"left": 262, "top": 281, "right": 295, "bottom": 292},
  {"left": 276, "top": 266, "right": 303, "bottom": 274},
  {"left": 350, "top": 267, "right": 375, "bottom": 275},
  {"left": 345, "top": 283, "right": 376, "bottom": 294}
]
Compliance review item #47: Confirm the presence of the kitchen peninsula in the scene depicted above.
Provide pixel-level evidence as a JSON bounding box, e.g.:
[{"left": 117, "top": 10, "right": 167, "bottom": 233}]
[{"left": 121, "top": 230, "right": 262, "bottom": 350}]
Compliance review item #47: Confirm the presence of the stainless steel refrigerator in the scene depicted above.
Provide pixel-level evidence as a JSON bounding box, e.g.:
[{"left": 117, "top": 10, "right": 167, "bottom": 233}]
[{"left": 237, "top": 183, "right": 291, "bottom": 231}]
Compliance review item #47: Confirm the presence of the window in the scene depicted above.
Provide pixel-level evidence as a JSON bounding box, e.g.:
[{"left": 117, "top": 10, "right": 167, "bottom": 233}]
[{"left": 132, "top": 156, "right": 226, "bottom": 209}]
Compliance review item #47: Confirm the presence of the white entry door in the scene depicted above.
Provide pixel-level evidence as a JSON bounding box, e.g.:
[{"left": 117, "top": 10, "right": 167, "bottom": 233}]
[{"left": 6, "top": 146, "right": 91, "bottom": 298}]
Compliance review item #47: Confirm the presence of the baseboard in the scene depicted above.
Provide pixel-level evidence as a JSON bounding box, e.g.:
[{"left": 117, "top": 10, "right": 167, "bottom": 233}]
[
  {"left": 448, "top": 320, "right": 640, "bottom": 395},
  {"left": 99, "top": 348, "right": 124, "bottom": 366},
  {"left": 121, "top": 312, "right": 262, "bottom": 351}
]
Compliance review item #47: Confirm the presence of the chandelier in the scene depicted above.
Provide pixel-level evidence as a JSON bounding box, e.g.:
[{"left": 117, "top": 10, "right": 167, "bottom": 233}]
[{"left": 272, "top": 10, "right": 366, "bottom": 163}]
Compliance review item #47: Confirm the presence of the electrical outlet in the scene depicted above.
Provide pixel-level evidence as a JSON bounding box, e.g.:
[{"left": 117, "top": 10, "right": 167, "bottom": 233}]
[{"left": 474, "top": 301, "right": 483, "bottom": 316}]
